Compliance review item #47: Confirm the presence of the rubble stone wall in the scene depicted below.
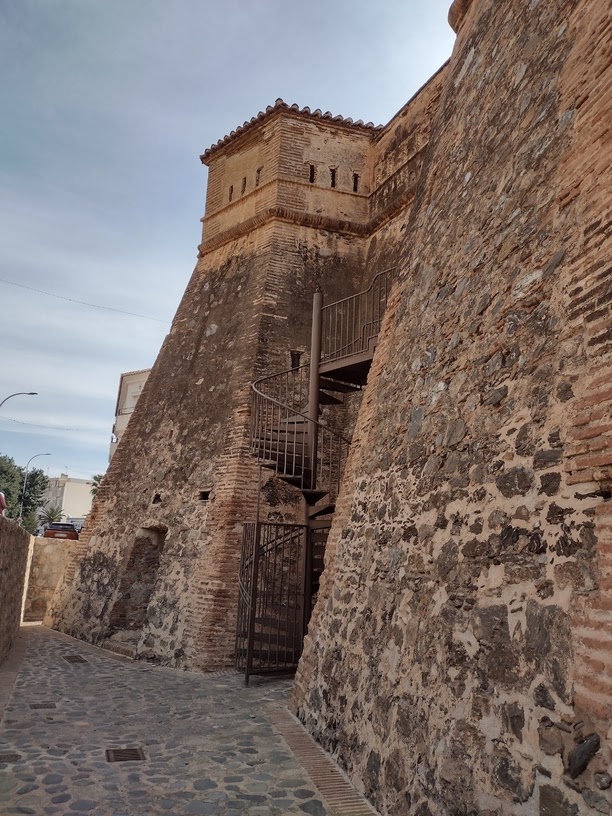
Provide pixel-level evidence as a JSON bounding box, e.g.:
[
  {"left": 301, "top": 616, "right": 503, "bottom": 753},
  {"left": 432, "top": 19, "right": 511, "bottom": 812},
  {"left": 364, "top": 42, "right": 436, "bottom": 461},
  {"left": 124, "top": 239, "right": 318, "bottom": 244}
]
[
  {"left": 293, "top": 1, "right": 612, "bottom": 814},
  {"left": 22, "top": 537, "right": 71, "bottom": 622},
  {"left": 0, "top": 517, "right": 30, "bottom": 664}
]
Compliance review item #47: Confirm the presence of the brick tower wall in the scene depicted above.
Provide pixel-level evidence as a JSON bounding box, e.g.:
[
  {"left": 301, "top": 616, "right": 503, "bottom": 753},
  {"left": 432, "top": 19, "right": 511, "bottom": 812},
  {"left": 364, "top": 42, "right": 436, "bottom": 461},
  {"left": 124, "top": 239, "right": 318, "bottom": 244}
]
[
  {"left": 46, "top": 112, "right": 374, "bottom": 670},
  {"left": 293, "top": 1, "right": 612, "bottom": 814},
  {"left": 47, "top": 69, "right": 452, "bottom": 672}
]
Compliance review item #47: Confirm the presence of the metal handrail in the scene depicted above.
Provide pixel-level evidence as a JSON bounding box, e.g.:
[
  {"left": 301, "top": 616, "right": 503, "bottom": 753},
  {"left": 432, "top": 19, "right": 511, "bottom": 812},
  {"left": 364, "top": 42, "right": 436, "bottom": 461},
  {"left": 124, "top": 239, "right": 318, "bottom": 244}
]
[
  {"left": 250, "top": 269, "right": 395, "bottom": 494},
  {"left": 321, "top": 266, "right": 396, "bottom": 363},
  {"left": 251, "top": 363, "right": 350, "bottom": 495},
  {"left": 251, "top": 364, "right": 351, "bottom": 443}
]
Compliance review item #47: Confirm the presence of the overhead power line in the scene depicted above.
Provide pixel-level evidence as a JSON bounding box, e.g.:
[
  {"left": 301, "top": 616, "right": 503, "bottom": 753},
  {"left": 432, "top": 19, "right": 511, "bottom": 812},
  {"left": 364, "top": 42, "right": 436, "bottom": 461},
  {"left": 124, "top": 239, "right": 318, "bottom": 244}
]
[
  {"left": 0, "top": 277, "right": 171, "bottom": 324},
  {"left": 0, "top": 415, "right": 94, "bottom": 433}
]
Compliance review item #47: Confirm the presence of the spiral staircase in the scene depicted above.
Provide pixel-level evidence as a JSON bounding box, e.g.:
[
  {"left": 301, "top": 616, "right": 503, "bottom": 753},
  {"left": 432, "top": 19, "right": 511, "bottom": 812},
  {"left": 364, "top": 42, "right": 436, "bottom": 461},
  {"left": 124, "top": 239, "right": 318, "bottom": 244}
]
[{"left": 235, "top": 267, "right": 395, "bottom": 683}]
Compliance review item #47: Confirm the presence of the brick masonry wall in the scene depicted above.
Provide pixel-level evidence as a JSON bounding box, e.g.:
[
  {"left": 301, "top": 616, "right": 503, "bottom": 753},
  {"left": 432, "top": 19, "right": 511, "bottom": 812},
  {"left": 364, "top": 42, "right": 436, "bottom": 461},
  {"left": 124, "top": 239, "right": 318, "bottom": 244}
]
[
  {"left": 367, "top": 66, "right": 446, "bottom": 237},
  {"left": 47, "top": 223, "right": 318, "bottom": 669},
  {"left": 0, "top": 517, "right": 30, "bottom": 664},
  {"left": 557, "top": 0, "right": 612, "bottom": 734},
  {"left": 293, "top": 1, "right": 612, "bottom": 815},
  {"left": 22, "top": 537, "right": 70, "bottom": 622},
  {"left": 45, "top": 37, "right": 474, "bottom": 675},
  {"left": 47, "top": 162, "right": 369, "bottom": 670}
]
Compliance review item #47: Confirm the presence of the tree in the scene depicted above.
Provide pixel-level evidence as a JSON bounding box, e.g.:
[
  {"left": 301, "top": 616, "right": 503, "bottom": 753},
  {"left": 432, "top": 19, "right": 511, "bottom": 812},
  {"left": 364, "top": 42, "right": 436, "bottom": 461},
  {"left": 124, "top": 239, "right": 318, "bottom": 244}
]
[
  {"left": 39, "top": 504, "right": 64, "bottom": 525},
  {"left": 0, "top": 454, "right": 49, "bottom": 534},
  {"left": 91, "top": 473, "right": 104, "bottom": 496}
]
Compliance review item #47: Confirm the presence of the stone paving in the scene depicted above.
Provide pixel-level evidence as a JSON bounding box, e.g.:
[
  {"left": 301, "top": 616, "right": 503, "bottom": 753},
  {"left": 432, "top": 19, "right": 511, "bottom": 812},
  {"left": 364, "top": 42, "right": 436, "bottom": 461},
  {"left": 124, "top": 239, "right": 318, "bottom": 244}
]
[{"left": 0, "top": 626, "right": 335, "bottom": 816}]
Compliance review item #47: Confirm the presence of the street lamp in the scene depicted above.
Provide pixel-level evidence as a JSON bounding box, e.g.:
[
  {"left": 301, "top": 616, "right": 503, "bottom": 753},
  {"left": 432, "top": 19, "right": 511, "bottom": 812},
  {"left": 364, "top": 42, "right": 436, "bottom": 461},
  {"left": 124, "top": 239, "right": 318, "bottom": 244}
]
[
  {"left": 0, "top": 392, "right": 38, "bottom": 410},
  {"left": 19, "top": 453, "right": 51, "bottom": 522}
]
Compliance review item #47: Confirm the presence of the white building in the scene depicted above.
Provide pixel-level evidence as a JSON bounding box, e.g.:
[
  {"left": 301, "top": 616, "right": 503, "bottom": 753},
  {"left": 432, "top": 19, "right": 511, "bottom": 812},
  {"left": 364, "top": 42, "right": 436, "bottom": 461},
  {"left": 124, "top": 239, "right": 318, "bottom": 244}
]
[
  {"left": 109, "top": 368, "right": 151, "bottom": 461},
  {"left": 42, "top": 475, "right": 94, "bottom": 526}
]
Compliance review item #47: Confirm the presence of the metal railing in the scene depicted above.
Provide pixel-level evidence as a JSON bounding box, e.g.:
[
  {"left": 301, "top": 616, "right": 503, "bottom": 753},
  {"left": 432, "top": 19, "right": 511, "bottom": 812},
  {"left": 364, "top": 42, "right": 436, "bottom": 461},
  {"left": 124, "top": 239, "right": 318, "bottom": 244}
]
[
  {"left": 321, "top": 267, "right": 396, "bottom": 363},
  {"left": 251, "top": 363, "right": 350, "bottom": 498},
  {"left": 236, "top": 521, "right": 307, "bottom": 684}
]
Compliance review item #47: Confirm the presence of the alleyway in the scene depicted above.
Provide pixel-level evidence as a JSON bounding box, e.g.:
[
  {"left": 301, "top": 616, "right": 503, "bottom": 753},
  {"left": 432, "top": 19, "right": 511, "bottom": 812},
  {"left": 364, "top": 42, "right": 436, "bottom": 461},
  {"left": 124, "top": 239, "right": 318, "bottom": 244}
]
[{"left": 0, "top": 626, "right": 374, "bottom": 816}]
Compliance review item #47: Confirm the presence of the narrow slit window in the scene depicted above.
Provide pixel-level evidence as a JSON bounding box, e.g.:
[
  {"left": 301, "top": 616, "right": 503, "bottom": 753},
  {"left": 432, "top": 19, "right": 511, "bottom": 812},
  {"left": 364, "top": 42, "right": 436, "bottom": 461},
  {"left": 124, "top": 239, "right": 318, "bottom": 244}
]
[
  {"left": 241, "top": 177, "right": 247, "bottom": 195},
  {"left": 228, "top": 185, "right": 233, "bottom": 202},
  {"left": 330, "top": 168, "right": 337, "bottom": 188},
  {"left": 290, "top": 350, "right": 301, "bottom": 369},
  {"left": 353, "top": 173, "right": 360, "bottom": 192},
  {"left": 255, "top": 167, "right": 262, "bottom": 187},
  {"left": 309, "top": 164, "right": 315, "bottom": 184}
]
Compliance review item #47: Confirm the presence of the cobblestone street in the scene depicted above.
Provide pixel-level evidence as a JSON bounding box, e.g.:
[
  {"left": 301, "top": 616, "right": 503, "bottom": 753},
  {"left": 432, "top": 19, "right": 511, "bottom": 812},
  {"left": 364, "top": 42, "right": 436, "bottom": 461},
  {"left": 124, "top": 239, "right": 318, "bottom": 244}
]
[{"left": 0, "top": 626, "right": 369, "bottom": 816}]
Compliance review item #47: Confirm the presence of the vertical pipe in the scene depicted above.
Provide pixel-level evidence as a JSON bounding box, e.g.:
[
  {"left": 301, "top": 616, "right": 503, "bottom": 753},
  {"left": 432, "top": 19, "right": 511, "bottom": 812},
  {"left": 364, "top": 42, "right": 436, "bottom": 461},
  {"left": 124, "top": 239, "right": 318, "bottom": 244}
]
[
  {"left": 303, "top": 526, "right": 312, "bottom": 639},
  {"left": 321, "top": 308, "right": 326, "bottom": 363},
  {"left": 245, "top": 468, "right": 263, "bottom": 686},
  {"left": 245, "top": 521, "right": 259, "bottom": 686},
  {"left": 308, "top": 289, "right": 323, "bottom": 491}
]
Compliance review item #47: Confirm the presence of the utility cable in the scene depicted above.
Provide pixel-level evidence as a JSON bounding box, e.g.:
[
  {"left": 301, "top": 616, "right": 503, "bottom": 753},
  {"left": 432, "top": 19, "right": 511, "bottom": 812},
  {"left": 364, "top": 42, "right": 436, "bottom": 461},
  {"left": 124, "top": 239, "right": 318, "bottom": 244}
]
[
  {"left": 0, "top": 277, "right": 171, "bottom": 324},
  {"left": 0, "top": 415, "right": 94, "bottom": 432}
]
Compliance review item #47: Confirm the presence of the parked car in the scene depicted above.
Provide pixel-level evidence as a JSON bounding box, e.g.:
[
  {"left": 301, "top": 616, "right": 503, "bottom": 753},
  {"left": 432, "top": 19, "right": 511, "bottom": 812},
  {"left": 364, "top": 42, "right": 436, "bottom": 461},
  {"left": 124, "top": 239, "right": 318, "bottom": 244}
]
[{"left": 43, "top": 522, "right": 79, "bottom": 540}]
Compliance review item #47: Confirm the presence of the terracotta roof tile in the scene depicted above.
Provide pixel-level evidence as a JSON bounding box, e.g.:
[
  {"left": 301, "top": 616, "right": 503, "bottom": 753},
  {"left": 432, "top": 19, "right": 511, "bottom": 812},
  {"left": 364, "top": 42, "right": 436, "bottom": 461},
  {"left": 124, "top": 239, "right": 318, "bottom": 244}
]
[{"left": 200, "top": 98, "right": 382, "bottom": 163}]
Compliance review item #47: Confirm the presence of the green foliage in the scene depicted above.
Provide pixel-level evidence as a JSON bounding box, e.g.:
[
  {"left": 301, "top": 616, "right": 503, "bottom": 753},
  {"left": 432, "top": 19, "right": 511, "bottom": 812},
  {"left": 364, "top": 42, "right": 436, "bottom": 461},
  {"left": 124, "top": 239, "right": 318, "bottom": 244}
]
[
  {"left": 0, "top": 455, "right": 21, "bottom": 514},
  {"left": 91, "top": 473, "right": 104, "bottom": 496},
  {"left": 22, "top": 511, "right": 39, "bottom": 534},
  {"left": 39, "top": 503, "right": 64, "bottom": 525},
  {"left": 0, "top": 454, "right": 49, "bottom": 534}
]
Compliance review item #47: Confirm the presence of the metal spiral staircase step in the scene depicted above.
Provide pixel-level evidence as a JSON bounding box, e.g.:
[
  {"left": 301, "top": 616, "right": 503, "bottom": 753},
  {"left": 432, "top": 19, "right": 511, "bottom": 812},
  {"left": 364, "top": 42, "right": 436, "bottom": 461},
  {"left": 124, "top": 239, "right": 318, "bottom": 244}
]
[
  {"left": 319, "top": 377, "right": 362, "bottom": 393},
  {"left": 319, "top": 391, "right": 343, "bottom": 405}
]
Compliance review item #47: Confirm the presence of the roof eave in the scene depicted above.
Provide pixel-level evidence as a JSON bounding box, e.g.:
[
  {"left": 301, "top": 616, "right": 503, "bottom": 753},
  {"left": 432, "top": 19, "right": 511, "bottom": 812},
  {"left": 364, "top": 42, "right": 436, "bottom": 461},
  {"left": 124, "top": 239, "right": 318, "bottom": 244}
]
[{"left": 200, "top": 98, "right": 382, "bottom": 165}]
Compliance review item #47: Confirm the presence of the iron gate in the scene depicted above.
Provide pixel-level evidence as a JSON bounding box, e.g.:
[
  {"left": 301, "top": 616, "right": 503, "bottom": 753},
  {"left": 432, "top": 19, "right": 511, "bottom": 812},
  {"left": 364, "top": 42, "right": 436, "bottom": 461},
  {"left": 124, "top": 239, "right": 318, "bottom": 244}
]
[{"left": 235, "top": 522, "right": 308, "bottom": 684}]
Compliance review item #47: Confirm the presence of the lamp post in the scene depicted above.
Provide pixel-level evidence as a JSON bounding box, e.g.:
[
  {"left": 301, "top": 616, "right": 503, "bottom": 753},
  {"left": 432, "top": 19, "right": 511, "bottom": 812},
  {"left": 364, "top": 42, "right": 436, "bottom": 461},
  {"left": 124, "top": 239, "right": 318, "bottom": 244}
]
[
  {"left": 19, "top": 453, "right": 51, "bottom": 522},
  {"left": 0, "top": 392, "right": 38, "bottom": 410}
]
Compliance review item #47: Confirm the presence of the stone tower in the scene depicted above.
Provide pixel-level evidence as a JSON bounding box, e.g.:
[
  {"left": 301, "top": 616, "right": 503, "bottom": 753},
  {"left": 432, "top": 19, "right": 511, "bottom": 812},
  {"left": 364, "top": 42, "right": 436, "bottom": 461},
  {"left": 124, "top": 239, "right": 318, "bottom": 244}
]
[
  {"left": 47, "top": 102, "right": 380, "bottom": 668},
  {"left": 48, "top": 63, "right": 448, "bottom": 671}
]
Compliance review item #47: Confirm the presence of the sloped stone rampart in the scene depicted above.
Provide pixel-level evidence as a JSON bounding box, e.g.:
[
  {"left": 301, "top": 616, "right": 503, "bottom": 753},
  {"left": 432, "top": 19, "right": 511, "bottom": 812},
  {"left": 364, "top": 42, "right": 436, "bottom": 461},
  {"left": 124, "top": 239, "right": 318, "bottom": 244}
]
[
  {"left": 0, "top": 517, "right": 29, "bottom": 664},
  {"left": 293, "top": 0, "right": 612, "bottom": 814}
]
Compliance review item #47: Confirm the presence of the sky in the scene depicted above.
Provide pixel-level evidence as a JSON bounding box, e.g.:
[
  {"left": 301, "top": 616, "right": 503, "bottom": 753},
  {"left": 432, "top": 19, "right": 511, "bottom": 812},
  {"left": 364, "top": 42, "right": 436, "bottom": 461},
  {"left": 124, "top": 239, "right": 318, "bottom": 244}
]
[{"left": 0, "top": 0, "right": 455, "bottom": 481}]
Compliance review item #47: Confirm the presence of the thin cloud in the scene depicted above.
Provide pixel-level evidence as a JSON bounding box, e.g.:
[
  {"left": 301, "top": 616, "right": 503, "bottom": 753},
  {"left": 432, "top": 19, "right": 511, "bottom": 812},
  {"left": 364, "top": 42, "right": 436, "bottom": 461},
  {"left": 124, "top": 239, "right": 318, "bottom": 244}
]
[{"left": 1, "top": 0, "right": 454, "bottom": 477}]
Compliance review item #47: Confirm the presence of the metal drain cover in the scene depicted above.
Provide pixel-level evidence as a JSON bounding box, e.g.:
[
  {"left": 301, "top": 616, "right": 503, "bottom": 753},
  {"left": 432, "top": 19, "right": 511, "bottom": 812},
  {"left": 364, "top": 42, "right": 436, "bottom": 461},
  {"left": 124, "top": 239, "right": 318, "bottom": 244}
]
[
  {"left": 30, "top": 703, "right": 57, "bottom": 710},
  {"left": 0, "top": 753, "right": 21, "bottom": 763},
  {"left": 63, "top": 655, "right": 88, "bottom": 664},
  {"left": 105, "top": 748, "right": 146, "bottom": 762}
]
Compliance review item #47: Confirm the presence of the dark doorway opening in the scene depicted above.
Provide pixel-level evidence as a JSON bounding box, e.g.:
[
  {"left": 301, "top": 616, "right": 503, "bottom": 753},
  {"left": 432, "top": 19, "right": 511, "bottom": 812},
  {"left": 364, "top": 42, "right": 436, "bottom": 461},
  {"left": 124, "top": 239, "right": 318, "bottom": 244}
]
[{"left": 108, "top": 526, "right": 167, "bottom": 632}]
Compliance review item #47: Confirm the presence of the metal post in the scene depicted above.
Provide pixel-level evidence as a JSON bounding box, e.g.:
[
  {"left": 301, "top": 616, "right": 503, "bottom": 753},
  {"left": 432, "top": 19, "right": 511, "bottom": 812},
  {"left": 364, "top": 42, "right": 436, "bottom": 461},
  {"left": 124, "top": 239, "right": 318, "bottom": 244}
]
[
  {"left": 18, "top": 453, "right": 50, "bottom": 522},
  {"left": 245, "top": 520, "right": 261, "bottom": 687},
  {"left": 244, "top": 466, "right": 263, "bottom": 686},
  {"left": 308, "top": 289, "right": 323, "bottom": 490},
  {"left": 303, "top": 526, "right": 313, "bottom": 638},
  {"left": 0, "top": 392, "right": 37, "bottom": 410}
]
